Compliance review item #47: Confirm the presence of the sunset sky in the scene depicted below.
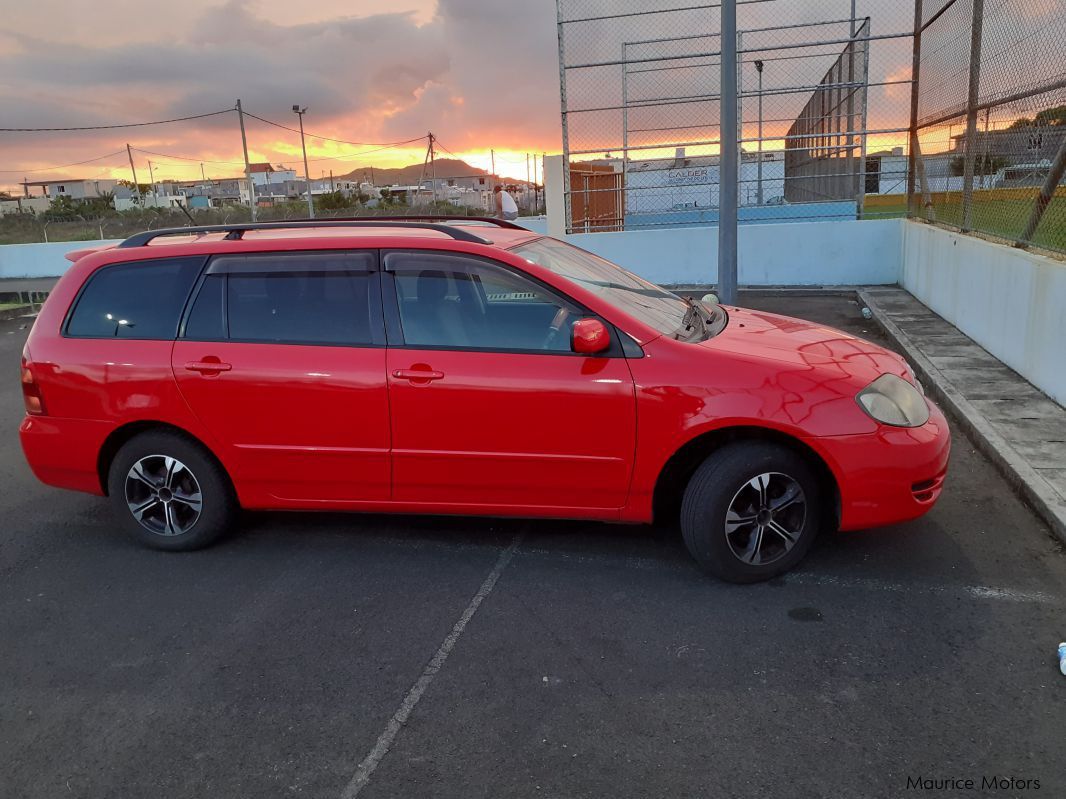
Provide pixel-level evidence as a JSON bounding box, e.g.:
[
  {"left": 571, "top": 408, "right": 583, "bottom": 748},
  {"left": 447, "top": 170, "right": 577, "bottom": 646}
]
[
  {"left": 0, "top": 0, "right": 562, "bottom": 192},
  {"left": 5, "top": 0, "right": 1049, "bottom": 196}
]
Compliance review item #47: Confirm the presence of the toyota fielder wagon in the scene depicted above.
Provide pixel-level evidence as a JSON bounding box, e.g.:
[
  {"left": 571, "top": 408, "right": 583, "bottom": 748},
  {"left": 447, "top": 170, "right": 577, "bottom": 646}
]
[{"left": 19, "top": 218, "right": 949, "bottom": 582}]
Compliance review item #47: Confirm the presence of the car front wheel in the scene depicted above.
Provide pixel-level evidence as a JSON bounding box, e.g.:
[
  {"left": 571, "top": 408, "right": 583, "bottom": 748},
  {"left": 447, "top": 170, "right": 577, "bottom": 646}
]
[
  {"left": 107, "top": 430, "right": 237, "bottom": 551},
  {"left": 680, "top": 442, "right": 822, "bottom": 583}
]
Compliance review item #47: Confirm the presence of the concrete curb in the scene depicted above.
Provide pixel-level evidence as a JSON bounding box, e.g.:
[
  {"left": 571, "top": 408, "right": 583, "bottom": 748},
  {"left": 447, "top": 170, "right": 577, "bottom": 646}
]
[
  {"left": 0, "top": 304, "right": 36, "bottom": 322},
  {"left": 858, "top": 289, "right": 1066, "bottom": 545}
]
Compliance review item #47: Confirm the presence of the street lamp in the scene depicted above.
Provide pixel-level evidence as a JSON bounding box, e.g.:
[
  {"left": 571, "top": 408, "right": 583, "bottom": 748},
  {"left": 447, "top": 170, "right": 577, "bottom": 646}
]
[
  {"left": 292, "top": 105, "right": 314, "bottom": 219},
  {"left": 754, "top": 59, "right": 764, "bottom": 206}
]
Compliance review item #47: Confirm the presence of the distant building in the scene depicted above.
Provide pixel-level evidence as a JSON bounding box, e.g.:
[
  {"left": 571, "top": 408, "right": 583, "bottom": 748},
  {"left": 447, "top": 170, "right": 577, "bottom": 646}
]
[
  {"left": 951, "top": 125, "right": 1066, "bottom": 164},
  {"left": 20, "top": 178, "right": 119, "bottom": 200},
  {"left": 248, "top": 163, "right": 297, "bottom": 186}
]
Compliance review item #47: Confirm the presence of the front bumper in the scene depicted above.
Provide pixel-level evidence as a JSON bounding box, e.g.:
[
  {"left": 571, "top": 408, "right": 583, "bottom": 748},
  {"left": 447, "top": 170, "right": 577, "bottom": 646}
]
[{"left": 807, "top": 399, "right": 952, "bottom": 531}]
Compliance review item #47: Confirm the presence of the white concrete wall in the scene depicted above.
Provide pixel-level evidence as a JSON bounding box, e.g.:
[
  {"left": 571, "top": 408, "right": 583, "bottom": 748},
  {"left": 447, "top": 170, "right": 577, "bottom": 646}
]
[
  {"left": 901, "top": 221, "right": 1066, "bottom": 405},
  {"left": 0, "top": 240, "right": 121, "bottom": 279},
  {"left": 565, "top": 219, "right": 902, "bottom": 286},
  {"left": 0, "top": 220, "right": 902, "bottom": 286}
]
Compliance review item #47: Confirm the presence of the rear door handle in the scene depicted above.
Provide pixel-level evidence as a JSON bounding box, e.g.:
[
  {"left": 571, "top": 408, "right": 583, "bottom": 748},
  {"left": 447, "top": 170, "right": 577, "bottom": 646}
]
[
  {"left": 392, "top": 368, "right": 444, "bottom": 381},
  {"left": 185, "top": 360, "right": 232, "bottom": 374}
]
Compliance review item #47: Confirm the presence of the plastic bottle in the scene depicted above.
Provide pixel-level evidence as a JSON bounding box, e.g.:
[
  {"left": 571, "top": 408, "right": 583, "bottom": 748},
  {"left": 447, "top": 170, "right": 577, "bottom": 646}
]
[{"left": 1059, "top": 642, "right": 1066, "bottom": 676}]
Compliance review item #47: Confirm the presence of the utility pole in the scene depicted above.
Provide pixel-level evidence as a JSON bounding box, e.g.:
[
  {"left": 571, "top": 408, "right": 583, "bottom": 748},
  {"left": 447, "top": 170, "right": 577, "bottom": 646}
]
[
  {"left": 526, "top": 153, "right": 531, "bottom": 213},
  {"left": 429, "top": 132, "right": 437, "bottom": 205},
  {"left": 718, "top": 0, "right": 739, "bottom": 304},
  {"left": 200, "top": 162, "right": 206, "bottom": 183},
  {"left": 236, "top": 99, "right": 257, "bottom": 221},
  {"left": 147, "top": 160, "right": 156, "bottom": 201},
  {"left": 417, "top": 133, "right": 432, "bottom": 207},
  {"left": 126, "top": 143, "right": 142, "bottom": 207},
  {"left": 329, "top": 169, "right": 335, "bottom": 193},
  {"left": 292, "top": 105, "right": 314, "bottom": 219},
  {"left": 491, "top": 149, "right": 497, "bottom": 190},
  {"left": 755, "top": 59, "right": 764, "bottom": 205}
]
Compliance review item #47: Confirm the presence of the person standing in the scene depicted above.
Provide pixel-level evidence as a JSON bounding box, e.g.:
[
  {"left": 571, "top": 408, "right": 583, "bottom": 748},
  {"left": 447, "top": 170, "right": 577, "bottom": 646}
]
[{"left": 494, "top": 184, "right": 519, "bottom": 220}]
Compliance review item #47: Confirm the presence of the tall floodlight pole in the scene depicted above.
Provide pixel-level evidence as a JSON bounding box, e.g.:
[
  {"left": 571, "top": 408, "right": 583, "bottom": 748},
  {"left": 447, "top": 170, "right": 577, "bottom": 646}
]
[
  {"left": 292, "top": 105, "right": 315, "bottom": 219},
  {"left": 236, "top": 99, "right": 257, "bottom": 222},
  {"left": 718, "top": 0, "right": 739, "bottom": 304},
  {"left": 755, "top": 59, "right": 764, "bottom": 205}
]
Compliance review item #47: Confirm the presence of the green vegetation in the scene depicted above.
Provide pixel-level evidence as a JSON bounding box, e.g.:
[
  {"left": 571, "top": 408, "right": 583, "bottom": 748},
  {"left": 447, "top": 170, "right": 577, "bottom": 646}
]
[
  {"left": 1009, "top": 105, "right": 1066, "bottom": 129},
  {"left": 863, "top": 194, "right": 1066, "bottom": 253},
  {"left": 0, "top": 193, "right": 490, "bottom": 245}
]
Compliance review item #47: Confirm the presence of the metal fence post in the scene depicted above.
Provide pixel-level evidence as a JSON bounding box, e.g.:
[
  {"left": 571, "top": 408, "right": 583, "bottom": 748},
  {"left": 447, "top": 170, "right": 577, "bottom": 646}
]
[
  {"left": 907, "top": 0, "right": 923, "bottom": 217},
  {"left": 961, "top": 0, "right": 985, "bottom": 232},
  {"left": 1017, "top": 136, "right": 1066, "bottom": 247},
  {"left": 857, "top": 18, "right": 871, "bottom": 220},
  {"left": 555, "top": 0, "right": 573, "bottom": 234},
  {"left": 622, "top": 42, "right": 629, "bottom": 229},
  {"left": 718, "top": 0, "right": 739, "bottom": 304}
]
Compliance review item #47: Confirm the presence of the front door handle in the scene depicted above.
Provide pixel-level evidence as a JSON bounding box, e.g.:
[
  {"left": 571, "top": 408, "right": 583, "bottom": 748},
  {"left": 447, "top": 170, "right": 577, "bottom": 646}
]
[
  {"left": 392, "top": 368, "right": 444, "bottom": 382},
  {"left": 185, "top": 360, "right": 232, "bottom": 374}
]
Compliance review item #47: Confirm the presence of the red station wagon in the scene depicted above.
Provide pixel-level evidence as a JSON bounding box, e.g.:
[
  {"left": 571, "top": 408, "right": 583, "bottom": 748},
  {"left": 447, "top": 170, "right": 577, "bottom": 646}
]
[{"left": 19, "top": 218, "right": 950, "bottom": 582}]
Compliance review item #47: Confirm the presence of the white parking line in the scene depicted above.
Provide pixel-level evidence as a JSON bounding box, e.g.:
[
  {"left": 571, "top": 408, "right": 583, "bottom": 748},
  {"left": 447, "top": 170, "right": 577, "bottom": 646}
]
[
  {"left": 340, "top": 534, "right": 523, "bottom": 799},
  {"left": 783, "top": 572, "right": 1061, "bottom": 605}
]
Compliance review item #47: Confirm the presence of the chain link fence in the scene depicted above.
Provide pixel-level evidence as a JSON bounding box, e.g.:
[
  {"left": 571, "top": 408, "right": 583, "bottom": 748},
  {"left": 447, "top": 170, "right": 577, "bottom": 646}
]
[
  {"left": 556, "top": 0, "right": 915, "bottom": 233},
  {"left": 910, "top": 0, "right": 1066, "bottom": 253},
  {"left": 557, "top": 0, "right": 1066, "bottom": 256}
]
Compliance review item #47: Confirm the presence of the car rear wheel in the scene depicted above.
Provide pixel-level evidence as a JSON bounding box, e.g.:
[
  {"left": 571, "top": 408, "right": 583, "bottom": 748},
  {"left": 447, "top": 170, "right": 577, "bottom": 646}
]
[
  {"left": 107, "top": 430, "right": 237, "bottom": 551},
  {"left": 680, "top": 442, "right": 821, "bottom": 583}
]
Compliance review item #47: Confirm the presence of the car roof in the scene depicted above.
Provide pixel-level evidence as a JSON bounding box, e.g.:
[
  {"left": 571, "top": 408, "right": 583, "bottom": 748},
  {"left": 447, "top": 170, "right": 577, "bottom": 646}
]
[
  {"left": 103, "top": 220, "right": 540, "bottom": 253},
  {"left": 66, "top": 221, "right": 540, "bottom": 264}
]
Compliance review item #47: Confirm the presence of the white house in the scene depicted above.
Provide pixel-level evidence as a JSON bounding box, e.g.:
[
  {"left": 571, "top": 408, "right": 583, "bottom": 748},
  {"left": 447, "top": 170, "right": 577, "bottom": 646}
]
[
  {"left": 20, "top": 179, "right": 119, "bottom": 200},
  {"left": 248, "top": 163, "right": 298, "bottom": 186}
]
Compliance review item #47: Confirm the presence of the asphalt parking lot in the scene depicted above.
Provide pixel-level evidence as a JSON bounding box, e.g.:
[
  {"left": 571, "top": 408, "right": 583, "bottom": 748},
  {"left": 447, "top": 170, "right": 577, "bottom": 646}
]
[{"left": 2, "top": 293, "right": 1064, "bottom": 798}]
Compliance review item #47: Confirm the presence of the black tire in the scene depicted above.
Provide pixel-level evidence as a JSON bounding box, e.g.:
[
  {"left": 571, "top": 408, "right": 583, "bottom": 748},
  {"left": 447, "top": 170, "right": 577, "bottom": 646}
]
[
  {"left": 107, "top": 430, "right": 237, "bottom": 551},
  {"left": 680, "top": 442, "right": 822, "bottom": 583}
]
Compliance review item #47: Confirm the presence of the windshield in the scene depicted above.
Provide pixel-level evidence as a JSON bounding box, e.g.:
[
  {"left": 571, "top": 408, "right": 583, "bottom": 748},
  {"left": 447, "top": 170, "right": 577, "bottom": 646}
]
[{"left": 511, "top": 237, "right": 722, "bottom": 340}]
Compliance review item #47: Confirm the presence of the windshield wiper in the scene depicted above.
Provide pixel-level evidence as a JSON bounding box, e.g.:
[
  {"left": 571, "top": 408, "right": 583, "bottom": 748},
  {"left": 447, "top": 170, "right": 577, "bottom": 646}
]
[{"left": 678, "top": 296, "right": 708, "bottom": 339}]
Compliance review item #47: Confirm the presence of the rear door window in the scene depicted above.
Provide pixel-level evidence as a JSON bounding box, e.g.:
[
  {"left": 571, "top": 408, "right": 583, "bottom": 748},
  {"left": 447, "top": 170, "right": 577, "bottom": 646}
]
[
  {"left": 66, "top": 257, "right": 204, "bottom": 339},
  {"left": 183, "top": 251, "right": 381, "bottom": 346}
]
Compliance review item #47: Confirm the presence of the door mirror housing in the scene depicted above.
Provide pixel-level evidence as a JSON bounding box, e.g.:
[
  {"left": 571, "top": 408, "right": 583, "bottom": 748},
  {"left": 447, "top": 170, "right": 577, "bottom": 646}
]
[{"left": 571, "top": 318, "right": 610, "bottom": 354}]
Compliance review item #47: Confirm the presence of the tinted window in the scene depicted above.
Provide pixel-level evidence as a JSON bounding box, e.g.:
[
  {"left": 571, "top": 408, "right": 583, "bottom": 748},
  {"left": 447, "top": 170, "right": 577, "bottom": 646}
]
[
  {"left": 184, "top": 274, "right": 225, "bottom": 340},
  {"left": 206, "top": 253, "right": 375, "bottom": 346},
  {"left": 388, "top": 252, "right": 581, "bottom": 353},
  {"left": 67, "top": 257, "right": 203, "bottom": 339}
]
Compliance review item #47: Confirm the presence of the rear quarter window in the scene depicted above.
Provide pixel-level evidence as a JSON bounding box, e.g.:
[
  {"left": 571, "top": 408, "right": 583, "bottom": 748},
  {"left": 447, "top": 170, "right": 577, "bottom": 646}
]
[{"left": 66, "top": 257, "right": 204, "bottom": 340}]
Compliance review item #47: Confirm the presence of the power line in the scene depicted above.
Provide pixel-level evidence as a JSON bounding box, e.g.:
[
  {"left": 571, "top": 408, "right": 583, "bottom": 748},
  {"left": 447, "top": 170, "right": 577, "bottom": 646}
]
[
  {"left": 0, "top": 149, "right": 127, "bottom": 174},
  {"left": 303, "top": 137, "right": 428, "bottom": 163},
  {"left": 241, "top": 110, "right": 427, "bottom": 149},
  {"left": 131, "top": 147, "right": 248, "bottom": 166},
  {"left": 0, "top": 108, "right": 235, "bottom": 133}
]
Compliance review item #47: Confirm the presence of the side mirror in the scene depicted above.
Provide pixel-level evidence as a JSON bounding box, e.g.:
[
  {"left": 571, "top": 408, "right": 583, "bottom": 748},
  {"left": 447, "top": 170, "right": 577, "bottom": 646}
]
[{"left": 571, "top": 318, "right": 610, "bottom": 354}]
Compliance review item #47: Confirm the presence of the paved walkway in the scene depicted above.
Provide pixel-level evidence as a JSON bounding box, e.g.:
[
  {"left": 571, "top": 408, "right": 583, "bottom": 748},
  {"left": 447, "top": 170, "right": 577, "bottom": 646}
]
[{"left": 861, "top": 286, "right": 1066, "bottom": 543}]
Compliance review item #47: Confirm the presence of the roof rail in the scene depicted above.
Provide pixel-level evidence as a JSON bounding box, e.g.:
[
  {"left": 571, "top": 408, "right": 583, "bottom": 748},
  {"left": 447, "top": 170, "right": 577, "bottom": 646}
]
[
  {"left": 349, "top": 215, "right": 530, "bottom": 231},
  {"left": 116, "top": 219, "right": 497, "bottom": 248}
]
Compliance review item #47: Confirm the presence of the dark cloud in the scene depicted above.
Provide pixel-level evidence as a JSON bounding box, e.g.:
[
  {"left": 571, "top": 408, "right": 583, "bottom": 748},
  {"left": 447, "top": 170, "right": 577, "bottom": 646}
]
[{"left": 3, "top": 0, "right": 565, "bottom": 185}]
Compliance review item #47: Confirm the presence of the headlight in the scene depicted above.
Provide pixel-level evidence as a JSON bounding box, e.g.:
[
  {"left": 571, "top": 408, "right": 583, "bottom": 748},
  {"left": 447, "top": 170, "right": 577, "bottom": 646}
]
[{"left": 856, "top": 374, "right": 930, "bottom": 427}]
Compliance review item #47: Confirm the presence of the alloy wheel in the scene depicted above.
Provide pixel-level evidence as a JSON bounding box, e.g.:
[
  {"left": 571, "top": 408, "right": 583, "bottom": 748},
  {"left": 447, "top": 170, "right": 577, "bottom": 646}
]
[
  {"left": 724, "top": 471, "right": 806, "bottom": 566},
  {"left": 124, "top": 454, "right": 203, "bottom": 536}
]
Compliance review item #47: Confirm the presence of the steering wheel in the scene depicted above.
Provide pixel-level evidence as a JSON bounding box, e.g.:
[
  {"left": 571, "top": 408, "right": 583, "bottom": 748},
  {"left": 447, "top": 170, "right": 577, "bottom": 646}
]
[{"left": 541, "top": 306, "right": 572, "bottom": 349}]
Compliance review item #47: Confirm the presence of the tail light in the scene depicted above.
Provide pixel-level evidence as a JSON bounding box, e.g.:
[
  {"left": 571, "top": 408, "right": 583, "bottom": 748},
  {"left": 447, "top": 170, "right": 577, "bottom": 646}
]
[{"left": 21, "top": 357, "right": 46, "bottom": 415}]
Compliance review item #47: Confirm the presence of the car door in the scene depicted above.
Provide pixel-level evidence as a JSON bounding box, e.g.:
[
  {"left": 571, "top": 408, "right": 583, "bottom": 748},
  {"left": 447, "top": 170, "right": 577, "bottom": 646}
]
[
  {"left": 171, "top": 250, "right": 390, "bottom": 504},
  {"left": 383, "top": 250, "right": 637, "bottom": 513}
]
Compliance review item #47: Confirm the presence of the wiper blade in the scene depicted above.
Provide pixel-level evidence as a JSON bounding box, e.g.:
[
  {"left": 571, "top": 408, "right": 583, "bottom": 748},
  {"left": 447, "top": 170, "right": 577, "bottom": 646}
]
[{"left": 678, "top": 296, "right": 708, "bottom": 339}]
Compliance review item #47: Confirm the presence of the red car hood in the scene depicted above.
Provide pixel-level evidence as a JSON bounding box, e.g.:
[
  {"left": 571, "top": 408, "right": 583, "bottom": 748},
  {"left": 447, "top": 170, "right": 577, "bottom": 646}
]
[{"left": 702, "top": 305, "right": 911, "bottom": 385}]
